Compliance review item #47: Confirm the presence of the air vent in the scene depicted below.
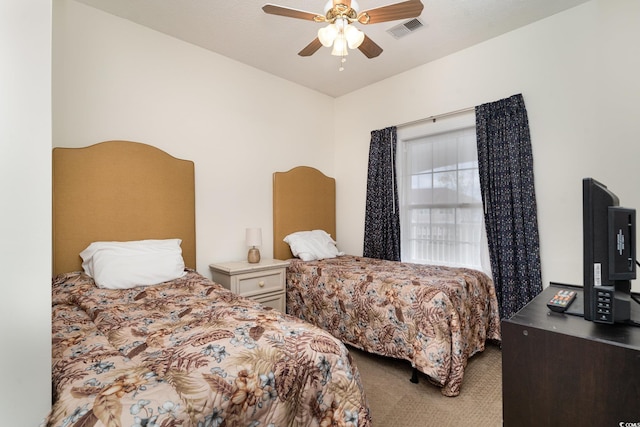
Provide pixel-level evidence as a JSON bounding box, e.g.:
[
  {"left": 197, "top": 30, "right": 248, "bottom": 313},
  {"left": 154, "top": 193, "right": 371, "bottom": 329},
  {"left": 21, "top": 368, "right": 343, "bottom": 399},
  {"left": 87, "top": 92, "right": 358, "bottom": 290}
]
[{"left": 387, "top": 17, "right": 425, "bottom": 39}]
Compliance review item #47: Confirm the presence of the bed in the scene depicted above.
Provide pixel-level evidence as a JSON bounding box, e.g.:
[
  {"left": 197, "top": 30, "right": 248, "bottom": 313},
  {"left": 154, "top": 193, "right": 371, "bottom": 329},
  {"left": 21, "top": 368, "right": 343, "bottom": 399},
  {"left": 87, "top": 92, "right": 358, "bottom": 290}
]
[
  {"left": 47, "top": 142, "right": 371, "bottom": 427},
  {"left": 272, "top": 166, "right": 501, "bottom": 397}
]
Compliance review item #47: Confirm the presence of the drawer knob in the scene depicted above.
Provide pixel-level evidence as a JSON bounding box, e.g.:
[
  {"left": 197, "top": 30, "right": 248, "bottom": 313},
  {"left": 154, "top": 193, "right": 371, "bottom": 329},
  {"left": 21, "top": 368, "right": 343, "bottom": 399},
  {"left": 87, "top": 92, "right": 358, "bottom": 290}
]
[{"left": 258, "top": 280, "right": 265, "bottom": 287}]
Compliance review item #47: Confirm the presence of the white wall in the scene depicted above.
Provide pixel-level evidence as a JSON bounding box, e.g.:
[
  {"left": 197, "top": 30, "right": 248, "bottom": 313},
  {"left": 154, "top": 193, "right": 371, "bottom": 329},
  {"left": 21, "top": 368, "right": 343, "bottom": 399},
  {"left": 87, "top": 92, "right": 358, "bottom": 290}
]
[
  {"left": 335, "top": 0, "right": 640, "bottom": 292},
  {"left": 0, "top": 0, "right": 52, "bottom": 424},
  {"left": 53, "top": 0, "right": 336, "bottom": 274}
]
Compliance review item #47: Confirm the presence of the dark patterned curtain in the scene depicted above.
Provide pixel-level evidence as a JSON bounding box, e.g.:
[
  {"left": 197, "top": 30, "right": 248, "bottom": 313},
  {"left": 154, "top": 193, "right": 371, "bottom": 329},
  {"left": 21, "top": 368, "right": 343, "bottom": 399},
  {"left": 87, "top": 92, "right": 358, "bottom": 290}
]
[
  {"left": 475, "top": 94, "right": 542, "bottom": 320},
  {"left": 363, "top": 126, "right": 401, "bottom": 261}
]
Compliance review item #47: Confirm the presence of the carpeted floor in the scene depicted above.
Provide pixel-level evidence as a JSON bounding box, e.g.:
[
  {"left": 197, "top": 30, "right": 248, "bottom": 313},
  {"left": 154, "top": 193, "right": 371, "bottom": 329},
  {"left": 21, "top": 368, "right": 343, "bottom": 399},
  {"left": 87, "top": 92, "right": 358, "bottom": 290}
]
[{"left": 349, "top": 344, "right": 503, "bottom": 427}]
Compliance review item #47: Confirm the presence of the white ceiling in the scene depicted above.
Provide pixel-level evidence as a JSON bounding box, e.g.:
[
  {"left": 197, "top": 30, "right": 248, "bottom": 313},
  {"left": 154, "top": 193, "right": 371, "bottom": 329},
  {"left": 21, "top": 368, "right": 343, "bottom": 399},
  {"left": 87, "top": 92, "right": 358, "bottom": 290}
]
[{"left": 73, "top": 0, "right": 590, "bottom": 97}]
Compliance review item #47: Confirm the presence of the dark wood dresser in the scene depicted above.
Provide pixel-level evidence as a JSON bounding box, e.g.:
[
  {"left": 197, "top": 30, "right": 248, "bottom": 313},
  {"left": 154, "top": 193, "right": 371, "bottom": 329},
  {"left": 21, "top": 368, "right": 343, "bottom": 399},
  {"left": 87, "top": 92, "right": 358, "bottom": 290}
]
[{"left": 502, "top": 284, "right": 640, "bottom": 426}]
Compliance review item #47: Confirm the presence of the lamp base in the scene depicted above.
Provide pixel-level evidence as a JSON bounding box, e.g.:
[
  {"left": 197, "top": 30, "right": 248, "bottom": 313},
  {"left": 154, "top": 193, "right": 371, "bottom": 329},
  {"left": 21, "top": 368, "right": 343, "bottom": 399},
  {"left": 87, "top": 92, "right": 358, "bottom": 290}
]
[{"left": 247, "top": 247, "right": 261, "bottom": 263}]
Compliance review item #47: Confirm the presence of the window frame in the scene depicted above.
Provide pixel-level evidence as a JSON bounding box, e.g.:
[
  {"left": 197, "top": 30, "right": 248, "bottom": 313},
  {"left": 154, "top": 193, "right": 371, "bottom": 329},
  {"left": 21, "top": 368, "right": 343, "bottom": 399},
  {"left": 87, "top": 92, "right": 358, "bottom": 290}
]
[{"left": 397, "top": 113, "right": 488, "bottom": 271}]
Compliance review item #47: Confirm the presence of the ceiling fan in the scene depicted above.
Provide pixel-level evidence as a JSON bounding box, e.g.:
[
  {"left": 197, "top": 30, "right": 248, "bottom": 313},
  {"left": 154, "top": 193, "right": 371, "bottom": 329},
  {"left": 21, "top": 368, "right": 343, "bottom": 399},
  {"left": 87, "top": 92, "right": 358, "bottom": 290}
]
[{"left": 262, "top": 0, "right": 424, "bottom": 68}]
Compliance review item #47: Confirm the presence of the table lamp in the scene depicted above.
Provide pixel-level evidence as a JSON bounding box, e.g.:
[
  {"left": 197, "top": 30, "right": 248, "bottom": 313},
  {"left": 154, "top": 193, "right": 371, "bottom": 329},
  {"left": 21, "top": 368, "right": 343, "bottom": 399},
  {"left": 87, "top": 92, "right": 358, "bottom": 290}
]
[{"left": 246, "top": 227, "right": 262, "bottom": 263}]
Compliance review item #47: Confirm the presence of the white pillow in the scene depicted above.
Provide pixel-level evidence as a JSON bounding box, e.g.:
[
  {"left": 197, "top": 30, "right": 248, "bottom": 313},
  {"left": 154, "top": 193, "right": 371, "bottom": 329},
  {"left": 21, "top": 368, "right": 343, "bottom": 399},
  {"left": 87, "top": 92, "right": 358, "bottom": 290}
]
[
  {"left": 80, "top": 239, "right": 187, "bottom": 289},
  {"left": 283, "top": 230, "right": 344, "bottom": 261}
]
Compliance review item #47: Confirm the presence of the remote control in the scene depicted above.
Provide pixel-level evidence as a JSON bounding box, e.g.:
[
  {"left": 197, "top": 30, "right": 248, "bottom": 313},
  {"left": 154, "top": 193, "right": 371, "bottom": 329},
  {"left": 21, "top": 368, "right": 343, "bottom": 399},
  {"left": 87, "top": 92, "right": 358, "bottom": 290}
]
[{"left": 547, "top": 289, "right": 577, "bottom": 313}]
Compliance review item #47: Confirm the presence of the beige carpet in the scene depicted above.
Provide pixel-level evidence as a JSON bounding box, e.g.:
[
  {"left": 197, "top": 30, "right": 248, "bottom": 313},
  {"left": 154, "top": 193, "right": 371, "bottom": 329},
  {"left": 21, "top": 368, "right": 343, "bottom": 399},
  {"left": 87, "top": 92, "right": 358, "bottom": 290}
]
[{"left": 349, "top": 344, "right": 503, "bottom": 427}]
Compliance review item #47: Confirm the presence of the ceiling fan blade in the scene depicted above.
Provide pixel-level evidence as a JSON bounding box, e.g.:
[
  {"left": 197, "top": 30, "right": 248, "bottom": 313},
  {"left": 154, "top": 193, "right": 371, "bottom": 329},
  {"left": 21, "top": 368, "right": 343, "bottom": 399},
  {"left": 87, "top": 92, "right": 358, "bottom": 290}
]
[
  {"left": 262, "top": 4, "right": 323, "bottom": 21},
  {"left": 359, "top": 0, "right": 424, "bottom": 25},
  {"left": 358, "top": 35, "right": 383, "bottom": 58},
  {"left": 298, "top": 38, "right": 323, "bottom": 57}
]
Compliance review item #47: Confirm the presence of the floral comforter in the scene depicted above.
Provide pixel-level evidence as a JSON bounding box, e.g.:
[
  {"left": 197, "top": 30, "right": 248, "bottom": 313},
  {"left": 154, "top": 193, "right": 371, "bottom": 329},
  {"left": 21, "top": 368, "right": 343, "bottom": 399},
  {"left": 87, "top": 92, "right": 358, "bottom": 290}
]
[
  {"left": 48, "top": 270, "right": 370, "bottom": 427},
  {"left": 286, "top": 256, "right": 501, "bottom": 396}
]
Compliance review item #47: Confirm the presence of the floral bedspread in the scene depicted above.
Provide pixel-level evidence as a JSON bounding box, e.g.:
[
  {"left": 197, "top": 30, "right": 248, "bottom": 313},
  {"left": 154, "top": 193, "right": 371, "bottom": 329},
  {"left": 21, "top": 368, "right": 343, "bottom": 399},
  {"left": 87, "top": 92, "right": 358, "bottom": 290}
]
[
  {"left": 286, "top": 256, "right": 501, "bottom": 396},
  {"left": 48, "top": 270, "right": 370, "bottom": 427}
]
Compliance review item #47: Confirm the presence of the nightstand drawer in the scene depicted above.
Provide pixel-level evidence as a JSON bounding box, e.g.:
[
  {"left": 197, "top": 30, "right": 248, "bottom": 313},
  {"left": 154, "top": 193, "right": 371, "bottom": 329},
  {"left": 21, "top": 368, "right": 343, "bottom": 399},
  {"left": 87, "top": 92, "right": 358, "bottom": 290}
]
[
  {"left": 254, "top": 292, "right": 286, "bottom": 313},
  {"left": 236, "top": 269, "right": 285, "bottom": 297}
]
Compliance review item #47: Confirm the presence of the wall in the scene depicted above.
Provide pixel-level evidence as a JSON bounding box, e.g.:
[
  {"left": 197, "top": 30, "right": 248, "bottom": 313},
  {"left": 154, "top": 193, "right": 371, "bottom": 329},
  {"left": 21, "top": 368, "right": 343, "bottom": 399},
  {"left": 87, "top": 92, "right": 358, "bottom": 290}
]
[
  {"left": 53, "top": 0, "right": 336, "bottom": 274},
  {"left": 0, "top": 0, "right": 52, "bottom": 424},
  {"left": 334, "top": 0, "right": 640, "bottom": 292}
]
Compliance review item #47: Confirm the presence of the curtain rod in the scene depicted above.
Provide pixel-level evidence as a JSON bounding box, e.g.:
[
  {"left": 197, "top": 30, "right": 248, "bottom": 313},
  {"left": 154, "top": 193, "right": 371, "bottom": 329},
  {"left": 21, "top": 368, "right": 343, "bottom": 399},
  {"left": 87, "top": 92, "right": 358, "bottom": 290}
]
[{"left": 396, "top": 106, "right": 475, "bottom": 128}]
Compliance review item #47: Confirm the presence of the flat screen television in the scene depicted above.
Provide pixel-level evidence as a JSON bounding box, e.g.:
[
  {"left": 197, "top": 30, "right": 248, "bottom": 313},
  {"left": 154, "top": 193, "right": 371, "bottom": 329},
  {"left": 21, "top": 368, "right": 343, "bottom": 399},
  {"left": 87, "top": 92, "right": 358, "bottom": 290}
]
[{"left": 583, "top": 178, "right": 636, "bottom": 324}]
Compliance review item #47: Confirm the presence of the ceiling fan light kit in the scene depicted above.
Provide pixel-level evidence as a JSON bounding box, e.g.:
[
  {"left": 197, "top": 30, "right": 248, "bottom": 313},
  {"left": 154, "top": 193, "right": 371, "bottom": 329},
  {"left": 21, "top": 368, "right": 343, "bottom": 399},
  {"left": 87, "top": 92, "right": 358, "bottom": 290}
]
[
  {"left": 318, "top": 17, "right": 365, "bottom": 57},
  {"left": 263, "top": 0, "right": 424, "bottom": 70}
]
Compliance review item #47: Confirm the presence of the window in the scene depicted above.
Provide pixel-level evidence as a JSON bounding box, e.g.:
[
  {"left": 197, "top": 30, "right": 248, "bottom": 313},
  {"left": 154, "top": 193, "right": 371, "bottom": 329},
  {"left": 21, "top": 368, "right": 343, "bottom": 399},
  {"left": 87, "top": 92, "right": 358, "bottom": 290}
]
[{"left": 397, "top": 114, "right": 487, "bottom": 271}]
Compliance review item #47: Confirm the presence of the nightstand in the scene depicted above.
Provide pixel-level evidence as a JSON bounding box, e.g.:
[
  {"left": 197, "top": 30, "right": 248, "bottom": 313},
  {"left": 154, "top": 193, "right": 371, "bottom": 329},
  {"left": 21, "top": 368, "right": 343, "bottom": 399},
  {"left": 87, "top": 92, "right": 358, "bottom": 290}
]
[{"left": 209, "top": 259, "right": 290, "bottom": 312}]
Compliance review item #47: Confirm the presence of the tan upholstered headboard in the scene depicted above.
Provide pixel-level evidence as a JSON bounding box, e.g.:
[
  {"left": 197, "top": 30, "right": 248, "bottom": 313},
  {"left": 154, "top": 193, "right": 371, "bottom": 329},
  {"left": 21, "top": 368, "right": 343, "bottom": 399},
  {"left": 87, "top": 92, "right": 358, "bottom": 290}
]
[
  {"left": 52, "top": 141, "right": 196, "bottom": 275},
  {"left": 272, "top": 166, "right": 336, "bottom": 260}
]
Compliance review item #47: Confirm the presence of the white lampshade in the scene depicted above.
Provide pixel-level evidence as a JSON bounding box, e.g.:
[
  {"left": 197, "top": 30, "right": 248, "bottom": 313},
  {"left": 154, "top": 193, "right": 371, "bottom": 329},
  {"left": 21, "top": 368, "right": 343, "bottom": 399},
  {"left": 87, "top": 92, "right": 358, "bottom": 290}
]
[
  {"left": 245, "top": 228, "right": 262, "bottom": 247},
  {"left": 344, "top": 24, "right": 364, "bottom": 49},
  {"left": 318, "top": 24, "right": 338, "bottom": 47},
  {"left": 331, "top": 37, "right": 349, "bottom": 56}
]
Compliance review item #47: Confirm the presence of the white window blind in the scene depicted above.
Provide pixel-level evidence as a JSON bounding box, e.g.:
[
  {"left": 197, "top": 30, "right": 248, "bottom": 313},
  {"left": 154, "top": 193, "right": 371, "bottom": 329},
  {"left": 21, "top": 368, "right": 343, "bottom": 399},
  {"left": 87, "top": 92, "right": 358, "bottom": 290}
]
[{"left": 397, "top": 115, "right": 487, "bottom": 271}]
